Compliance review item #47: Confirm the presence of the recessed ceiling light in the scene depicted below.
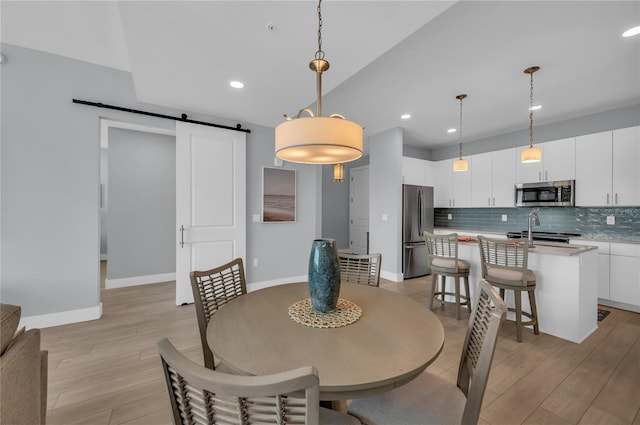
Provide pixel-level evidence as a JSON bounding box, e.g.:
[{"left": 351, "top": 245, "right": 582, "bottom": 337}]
[
  {"left": 401, "top": 114, "right": 411, "bottom": 120},
  {"left": 230, "top": 81, "right": 244, "bottom": 89},
  {"left": 447, "top": 128, "right": 457, "bottom": 133},
  {"left": 622, "top": 25, "right": 640, "bottom": 37},
  {"left": 529, "top": 104, "right": 542, "bottom": 111}
]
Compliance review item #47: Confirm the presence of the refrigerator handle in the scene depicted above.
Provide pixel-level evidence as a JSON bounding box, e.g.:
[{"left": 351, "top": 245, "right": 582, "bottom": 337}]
[{"left": 417, "top": 190, "right": 422, "bottom": 233}]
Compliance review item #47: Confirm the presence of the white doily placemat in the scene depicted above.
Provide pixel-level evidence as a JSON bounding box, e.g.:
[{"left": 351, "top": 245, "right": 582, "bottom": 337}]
[{"left": 288, "top": 298, "right": 362, "bottom": 328}]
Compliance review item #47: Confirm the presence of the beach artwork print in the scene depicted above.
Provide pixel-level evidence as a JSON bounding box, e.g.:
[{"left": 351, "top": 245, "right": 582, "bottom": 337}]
[{"left": 262, "top": 167, "right": 296, "bottom": 222}]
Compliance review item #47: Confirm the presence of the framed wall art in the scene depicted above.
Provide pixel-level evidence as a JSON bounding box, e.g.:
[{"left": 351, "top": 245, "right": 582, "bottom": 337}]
[{"left": 262, "top": 167, "right": 296, "bottom": 222}]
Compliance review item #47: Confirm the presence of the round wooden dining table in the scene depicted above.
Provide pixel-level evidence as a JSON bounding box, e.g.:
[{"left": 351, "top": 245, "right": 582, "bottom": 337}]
[{"left": 206, "top": 282, "right": 445, "bottom": 402}]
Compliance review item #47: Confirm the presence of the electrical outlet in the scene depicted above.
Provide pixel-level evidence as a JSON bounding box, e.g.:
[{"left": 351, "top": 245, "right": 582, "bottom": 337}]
[
  {"left": 606, "top": 215, "right": 615, "bottom": 225},
  {"left": 253, "top": 258, "right": 259, "bottom": 267},
  {"left": 502, "top": 214, "right": 508, "bottom": 222},
  {"left": 382, "top": 214, "right": 388, "bottom": 222},
  {"left": 447, "top": 214, "right": 452, "bottom": 220},
  {"left": 252, "top": 214, "right": 261, "bottom": 222}
]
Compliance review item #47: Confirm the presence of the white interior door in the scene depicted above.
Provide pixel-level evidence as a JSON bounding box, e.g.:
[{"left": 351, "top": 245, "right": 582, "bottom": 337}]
[
  {"left": 349, "top": 166, "right": 370, "bottom": 254},
  {"left": 176, "top": 122, "right": 246, "bottom": 305}
]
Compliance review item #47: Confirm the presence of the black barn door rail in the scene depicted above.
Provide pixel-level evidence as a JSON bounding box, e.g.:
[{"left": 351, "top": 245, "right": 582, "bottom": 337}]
[{"left": 72, "top": 99, "right": 251, "bottom": 134}]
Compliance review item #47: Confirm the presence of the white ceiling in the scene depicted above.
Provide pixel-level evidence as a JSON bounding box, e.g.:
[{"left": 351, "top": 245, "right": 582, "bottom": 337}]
[{"left": 2, "top": 1, "right": 639, "bottom": 150}]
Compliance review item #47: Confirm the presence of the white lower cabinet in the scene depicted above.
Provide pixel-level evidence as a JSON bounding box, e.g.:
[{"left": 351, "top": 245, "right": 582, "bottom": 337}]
[
  {"left": 609, "top": 243, "right": 640, "bottom": 308},
  {"left": 571, "top": 239, "right": 640, "bottom": 312}
]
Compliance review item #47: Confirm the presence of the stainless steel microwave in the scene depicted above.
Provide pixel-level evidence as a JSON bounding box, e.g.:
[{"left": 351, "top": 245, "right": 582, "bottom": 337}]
[{"left": 515, "top": 180, "right": 575, "bottom": 207}]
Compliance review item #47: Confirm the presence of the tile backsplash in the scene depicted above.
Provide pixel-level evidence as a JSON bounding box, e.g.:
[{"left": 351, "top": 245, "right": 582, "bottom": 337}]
[{"left": 434, "top": 207, "right": 640, "bottom": 240}]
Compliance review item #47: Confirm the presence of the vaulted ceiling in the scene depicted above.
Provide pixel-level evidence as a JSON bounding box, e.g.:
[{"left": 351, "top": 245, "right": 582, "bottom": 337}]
[{"left": 2, "top": 1, "right": 639, "bottom": 150}]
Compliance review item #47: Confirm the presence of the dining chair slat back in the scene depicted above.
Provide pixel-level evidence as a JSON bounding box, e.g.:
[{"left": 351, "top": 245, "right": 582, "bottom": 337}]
[
  {"left": 190, "top": 258, "right": 247, "bottom": 370},
  {"left": 348, "top": 280, "right": 506, "bottom": 425},
  {"left": 338, "top": 253, "right": 382, "bottom": 287},
  {"left": 157, "top": 338, "right": 361, "bottom": 425}
]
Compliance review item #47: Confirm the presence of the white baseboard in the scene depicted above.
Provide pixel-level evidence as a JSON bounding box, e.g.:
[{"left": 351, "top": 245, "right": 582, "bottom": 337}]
[
  {"left": 106, "top": 272, "right": 176, "bottom": 289},
  {"left": 247, "top": 275, "right": 307, "bottom": 292},
  {"left": 19, "top": 303, "right": 103, "bottom": 330},
  {"left": 381, "top": 270, "right": 403, "bottom": 282}
]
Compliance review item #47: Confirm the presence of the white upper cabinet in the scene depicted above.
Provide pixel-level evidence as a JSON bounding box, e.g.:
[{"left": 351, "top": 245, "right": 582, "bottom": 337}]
[
  {"left": 516, "top": 138, "right": 575, "bottom": 183},
  {"left": 452, "top": 158, "right": 472, "bottom": 208},
  {"left": 471, "top": 152, "right": 493, "bottom": 207},
  {"left": 434, "top": 159, "right": 453, "bottom": 208},
  {"left": 576, "top": 126, "right": 639, "bottom": 206},
  {"left": 434, "top": 158, "right": 472, "bottom": 208},
  {"left": 612, "top": 126, "right": 640, "bottom": 206},
  {"left": 470, "top": 148, "right": 516, "bottom": 208},
  {"left": 402, "top": 157, "right": 434, "bottom": 187},
  {"left": 542, "top": 138, "right": 576, "bottom": 181},
  {"left": 492, "top": 148, "right": 517, "bottom": 207}
]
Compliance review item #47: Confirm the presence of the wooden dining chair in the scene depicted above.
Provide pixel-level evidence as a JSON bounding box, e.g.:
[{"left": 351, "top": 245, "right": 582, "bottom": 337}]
[
  {"left": 338, "top": 253, "right": 382, "bottom": 287},
  {"left": 348, "top": 280, "right": 507, "bottom": 425},
  {"left": 190, "top": 258, "right": 247, "bottom": 370},
  {"left": 157, "top": 338, "right": 361, "bottom": 425}
]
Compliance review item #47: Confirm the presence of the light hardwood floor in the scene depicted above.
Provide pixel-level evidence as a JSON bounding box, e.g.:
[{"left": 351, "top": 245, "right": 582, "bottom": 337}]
[{"left": 42, "top": 276, "right": 640, "bottom": 425}]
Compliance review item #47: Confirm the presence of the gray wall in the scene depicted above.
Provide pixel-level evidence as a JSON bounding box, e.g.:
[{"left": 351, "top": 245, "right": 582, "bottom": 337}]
[
  {"left": 369, "top": 127, "right": 404, "bottom": 279},
  {"left": 428, "top": 104, "right": 640, "bottom": 161},
  {"left": 107, "top": 128, "right": 175, "bottom": 280},
  {"left": 321, "top": 156, "right": 370, "bottom": 251},
  {"left": 1, "top": 43, "right": 320, "bottom": 319}
]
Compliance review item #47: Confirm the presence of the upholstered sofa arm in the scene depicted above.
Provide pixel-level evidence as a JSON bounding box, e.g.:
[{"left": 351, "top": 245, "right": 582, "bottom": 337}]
[{"left": 0, "top": 329, "right": 48, "bottom": 425}]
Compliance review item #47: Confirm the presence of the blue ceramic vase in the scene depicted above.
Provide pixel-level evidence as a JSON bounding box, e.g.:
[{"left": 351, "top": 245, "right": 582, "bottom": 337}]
[{"left": 308, "top": 238, "right": 341, "bottom": 313}]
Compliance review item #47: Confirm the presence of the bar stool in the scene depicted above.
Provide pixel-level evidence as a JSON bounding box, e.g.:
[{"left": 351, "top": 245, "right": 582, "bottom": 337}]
[
  {"left": 423, "top": 231, "right": 471, "bottom": 320},
  {"left": 477, "top": 235, "right": 539, "bottom": 342}
]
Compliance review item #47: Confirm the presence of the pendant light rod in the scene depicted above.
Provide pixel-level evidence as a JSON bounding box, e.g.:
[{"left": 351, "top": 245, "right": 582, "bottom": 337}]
[
  {"left": 524, "top": 66, "right": 540, "bottom": 149},
  {"left": 456, "top": 94, "right": 467, "bottom": 159},
  {"left": 452, "top": 93, "right": 469, "bottom": 172}
]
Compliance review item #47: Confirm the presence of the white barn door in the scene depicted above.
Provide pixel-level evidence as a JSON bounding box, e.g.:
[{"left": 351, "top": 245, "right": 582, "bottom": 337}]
[{"left": 175, "top": 122, "right": 246, "bottom": 305}]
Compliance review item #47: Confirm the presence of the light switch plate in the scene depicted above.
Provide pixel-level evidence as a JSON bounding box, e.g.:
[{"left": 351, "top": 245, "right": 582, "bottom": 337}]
[
  {"left": 447, "top": 214, "right": 452, "bottom": 220},
  {"left": 502, "top": 214, "right": 508, "bottom": 222},
  {"left": 606, "top": 215, "right": 615, "bottom": 225},
  {"left": 382, "top": 214, "right": 388, "bottom": 222}
]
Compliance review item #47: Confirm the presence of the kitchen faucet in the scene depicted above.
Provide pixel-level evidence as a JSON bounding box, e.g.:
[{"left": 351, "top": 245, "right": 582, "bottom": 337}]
[{"left": 528, "top": 210, "right": 541, "bottom": 247}]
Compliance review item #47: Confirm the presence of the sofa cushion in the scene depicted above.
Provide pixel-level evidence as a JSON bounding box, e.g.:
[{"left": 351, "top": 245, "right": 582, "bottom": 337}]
[{"left": 0, "top": 304, "right": 21, "bottom": 355}]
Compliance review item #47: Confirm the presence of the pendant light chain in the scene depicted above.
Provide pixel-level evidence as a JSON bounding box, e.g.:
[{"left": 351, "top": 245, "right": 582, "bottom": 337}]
[
  {"left": 459, "top": 96, "right": 464, "bottom": 159},
  {"left": 529, "top": 70, "right": 534, "bottom": 148},
  {"left": 315, "top": 0, "right": 324, "bottom": 60}
]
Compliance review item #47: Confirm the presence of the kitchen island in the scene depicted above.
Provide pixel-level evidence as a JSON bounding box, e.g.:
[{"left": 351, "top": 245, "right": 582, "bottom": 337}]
[{"left": 434, "top": 229, "right": 598, "bottom": 344}]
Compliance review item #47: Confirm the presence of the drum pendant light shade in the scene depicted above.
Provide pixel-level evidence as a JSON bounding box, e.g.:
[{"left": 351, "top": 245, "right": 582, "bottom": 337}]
[
  {"left": 521, "top": 146, "right": 542, "bottom": 163},
  {"left": 275, "top": 117, "right": 363, "bottom": 164},
  {"left": 453, "top": 158, "right": 469, "bottom": 172},
  {"left": 274, "top": 0, "right": 363, "bottom": 165}
]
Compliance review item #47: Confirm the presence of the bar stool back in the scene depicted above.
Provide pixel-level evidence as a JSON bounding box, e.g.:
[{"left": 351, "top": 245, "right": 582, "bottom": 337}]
[
  {"left": 477, "top": 235, "right": 539, "bottom": 342},
  {"left": 423, "top": 232, "right": 471, "bottom": 320}
]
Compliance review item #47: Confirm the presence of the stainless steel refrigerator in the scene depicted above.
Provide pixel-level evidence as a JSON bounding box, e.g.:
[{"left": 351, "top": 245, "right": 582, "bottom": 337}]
[{"left": 402, "top": 184, "right": 434, "bottom": 279}]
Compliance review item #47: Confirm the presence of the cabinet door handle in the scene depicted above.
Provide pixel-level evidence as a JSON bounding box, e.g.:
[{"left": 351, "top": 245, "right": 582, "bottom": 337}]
[
  {"left": 545, "top": 171, "right": 548, "bottom": 181},
  {"left": 606, "top": 193, "right": 610, "bottom": 205},
  {"left": 615, "top": 193, "right": 618, "bottom": 205},
  {"left": 453, "top": 199, "right": 456, "bottom": 207},
  {"left": 539, "top": 171, "right": 542, "bottom": 181},
  {"left": 179, "top": 225, "right": 185, "bottom": 248},
  {"left": 488, "top": 197, "right": 491, "bottom": 206},
  {"left": 493, "top": 197, "right": 496, "bottom": 206}
]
